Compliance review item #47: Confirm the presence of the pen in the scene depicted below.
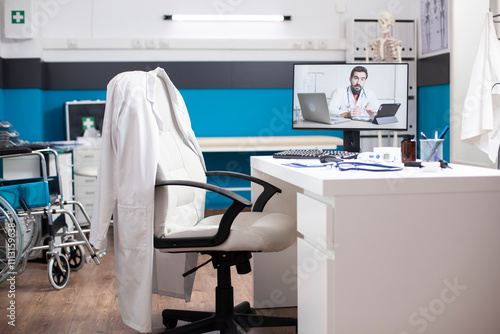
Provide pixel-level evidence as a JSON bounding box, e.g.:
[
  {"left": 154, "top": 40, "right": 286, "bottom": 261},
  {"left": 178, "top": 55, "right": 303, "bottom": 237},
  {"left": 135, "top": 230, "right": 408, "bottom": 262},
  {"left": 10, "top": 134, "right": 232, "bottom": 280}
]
[
  {"left": 438, "top": 125, "right": 449, "bottom": 139},
  {"left": 421, "top": 131, "right": 433, "bottom": 149}
]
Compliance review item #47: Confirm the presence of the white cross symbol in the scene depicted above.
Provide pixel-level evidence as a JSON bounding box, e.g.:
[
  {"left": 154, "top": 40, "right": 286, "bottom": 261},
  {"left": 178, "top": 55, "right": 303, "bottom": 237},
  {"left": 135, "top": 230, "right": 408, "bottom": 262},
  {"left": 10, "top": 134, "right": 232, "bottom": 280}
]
[
  {"left": 12, "top": 11, "right": 24, "bottom": 23},
  {"left": 83, "top": 117, "right": 95, "bottom": 129}
]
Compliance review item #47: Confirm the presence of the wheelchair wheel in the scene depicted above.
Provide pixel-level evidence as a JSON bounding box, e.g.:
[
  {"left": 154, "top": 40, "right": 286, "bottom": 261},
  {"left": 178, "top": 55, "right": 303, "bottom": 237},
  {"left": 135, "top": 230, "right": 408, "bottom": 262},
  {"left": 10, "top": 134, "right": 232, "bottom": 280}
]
[
  {"left": 47, "top": 254, "right": 70, "bottom": 289},
  {"left": 0, "top": 196, "right": 23, "bottom": 283},
  {"left": 62, "top": 239, "right": 85, "bottom": 271}
]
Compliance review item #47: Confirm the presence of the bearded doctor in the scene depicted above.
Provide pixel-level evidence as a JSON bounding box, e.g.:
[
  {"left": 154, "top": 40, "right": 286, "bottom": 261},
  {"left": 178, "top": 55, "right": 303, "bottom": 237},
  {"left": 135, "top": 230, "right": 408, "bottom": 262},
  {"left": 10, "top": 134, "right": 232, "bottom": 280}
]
[{"left": 329, "top": 65, "right": 380, "bottom": 119}]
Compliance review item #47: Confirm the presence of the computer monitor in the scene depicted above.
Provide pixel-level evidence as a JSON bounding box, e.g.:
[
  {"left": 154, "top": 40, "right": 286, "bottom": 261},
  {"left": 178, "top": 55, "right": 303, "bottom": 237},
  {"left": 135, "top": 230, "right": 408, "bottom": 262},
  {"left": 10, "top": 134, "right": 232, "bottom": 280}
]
[{"left": 292, "top": 62, "right": 409, "bottom": 152}]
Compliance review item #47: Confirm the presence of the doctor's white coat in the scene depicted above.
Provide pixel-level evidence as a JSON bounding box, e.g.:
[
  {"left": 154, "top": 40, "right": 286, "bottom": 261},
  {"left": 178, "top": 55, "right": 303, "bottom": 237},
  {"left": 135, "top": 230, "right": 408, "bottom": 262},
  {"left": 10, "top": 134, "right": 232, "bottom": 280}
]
[
  {"left": 89, "top": 68, "right": 202, "bottom": 333},
  {"left": 462, "top": 12, "right": 500, "bottom": 162}
]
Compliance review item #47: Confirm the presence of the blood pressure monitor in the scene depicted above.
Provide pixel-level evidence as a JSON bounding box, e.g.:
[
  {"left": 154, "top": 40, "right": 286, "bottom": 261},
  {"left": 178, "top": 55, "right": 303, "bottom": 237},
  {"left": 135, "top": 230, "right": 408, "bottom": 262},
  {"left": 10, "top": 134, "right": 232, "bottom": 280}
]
[{"left": 358, "top": 149, "right": 399, "bottom": 163}]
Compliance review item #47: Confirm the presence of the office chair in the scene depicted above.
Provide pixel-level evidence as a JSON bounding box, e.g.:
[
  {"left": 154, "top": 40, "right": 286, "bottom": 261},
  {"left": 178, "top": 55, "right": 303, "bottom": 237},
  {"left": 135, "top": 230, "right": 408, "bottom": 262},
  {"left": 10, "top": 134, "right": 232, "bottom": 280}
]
[{"left": 150, "top": 72, "right": 297, "bottom": 333}]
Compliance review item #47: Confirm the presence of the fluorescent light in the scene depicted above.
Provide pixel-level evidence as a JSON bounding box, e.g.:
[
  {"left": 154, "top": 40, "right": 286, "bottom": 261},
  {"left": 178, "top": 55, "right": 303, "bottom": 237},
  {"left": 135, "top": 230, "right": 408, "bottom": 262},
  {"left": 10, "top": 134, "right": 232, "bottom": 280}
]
[{"left": 164, "top": 15, "right": 291, "bottom": 22}]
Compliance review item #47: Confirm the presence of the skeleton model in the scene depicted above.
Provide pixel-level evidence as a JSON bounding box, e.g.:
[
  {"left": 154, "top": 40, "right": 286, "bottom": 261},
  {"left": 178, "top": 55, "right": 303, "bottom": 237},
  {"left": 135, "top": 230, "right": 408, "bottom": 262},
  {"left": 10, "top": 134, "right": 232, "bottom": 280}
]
[{"left": 366, "top": 10, "right": 402, "bottom": 63}]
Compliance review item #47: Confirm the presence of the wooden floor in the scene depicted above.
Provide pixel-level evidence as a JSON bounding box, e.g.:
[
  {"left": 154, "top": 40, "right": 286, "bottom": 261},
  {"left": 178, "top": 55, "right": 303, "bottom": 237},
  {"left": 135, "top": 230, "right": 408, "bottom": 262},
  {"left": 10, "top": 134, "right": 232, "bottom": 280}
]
[{"left": 0, "top": 214, "right": 296, "bottom": 334}]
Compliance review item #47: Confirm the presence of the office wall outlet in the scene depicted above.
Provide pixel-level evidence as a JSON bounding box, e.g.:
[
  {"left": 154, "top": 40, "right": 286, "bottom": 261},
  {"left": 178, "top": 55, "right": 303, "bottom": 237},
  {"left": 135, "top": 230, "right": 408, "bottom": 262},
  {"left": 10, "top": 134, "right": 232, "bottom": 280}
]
[{"left": 132, "top": 39, "right": 144, "bottom": 48}]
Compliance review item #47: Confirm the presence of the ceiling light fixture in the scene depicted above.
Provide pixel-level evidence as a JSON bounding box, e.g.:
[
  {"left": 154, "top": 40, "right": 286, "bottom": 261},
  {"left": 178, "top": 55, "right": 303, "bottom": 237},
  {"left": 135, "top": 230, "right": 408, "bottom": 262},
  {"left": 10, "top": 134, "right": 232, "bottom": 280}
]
[{"left": 163, "top": 15, "right": 291, "bottom": 22}]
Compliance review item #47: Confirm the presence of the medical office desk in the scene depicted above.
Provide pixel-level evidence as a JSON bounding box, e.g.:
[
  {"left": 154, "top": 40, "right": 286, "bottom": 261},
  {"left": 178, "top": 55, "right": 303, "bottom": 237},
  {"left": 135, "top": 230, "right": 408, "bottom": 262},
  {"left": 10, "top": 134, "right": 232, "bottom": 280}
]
[{"left": 250, "top": 156, "right": 500, "bottom": 334}]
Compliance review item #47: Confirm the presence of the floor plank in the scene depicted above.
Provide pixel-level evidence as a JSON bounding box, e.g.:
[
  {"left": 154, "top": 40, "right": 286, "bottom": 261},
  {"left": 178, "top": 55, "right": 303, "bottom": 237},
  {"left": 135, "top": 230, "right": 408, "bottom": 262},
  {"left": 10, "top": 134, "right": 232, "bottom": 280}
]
[{"left": 0, "top": 213, "right": 296, "bottom": 334}]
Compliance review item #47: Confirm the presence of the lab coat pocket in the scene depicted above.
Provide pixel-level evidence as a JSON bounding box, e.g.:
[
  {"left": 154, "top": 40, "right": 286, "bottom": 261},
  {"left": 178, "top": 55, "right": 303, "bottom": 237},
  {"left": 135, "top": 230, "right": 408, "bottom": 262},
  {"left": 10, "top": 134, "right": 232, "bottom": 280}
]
[{"left": 116, "top": 205, "right": 151, "bottom": 251}]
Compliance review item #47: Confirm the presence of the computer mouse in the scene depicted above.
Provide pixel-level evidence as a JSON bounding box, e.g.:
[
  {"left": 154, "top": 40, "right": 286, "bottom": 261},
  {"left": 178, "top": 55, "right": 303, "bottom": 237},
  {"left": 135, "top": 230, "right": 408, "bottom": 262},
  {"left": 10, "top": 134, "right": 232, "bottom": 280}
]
[{"left": 319, "top": 155, "right": 343, "bottom": 163}]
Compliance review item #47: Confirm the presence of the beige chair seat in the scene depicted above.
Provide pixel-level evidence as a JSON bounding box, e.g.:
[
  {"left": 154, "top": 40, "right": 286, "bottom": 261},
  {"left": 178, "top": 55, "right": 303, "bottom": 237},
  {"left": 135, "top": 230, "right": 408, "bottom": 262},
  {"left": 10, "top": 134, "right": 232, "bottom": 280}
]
[{"left": 159, "top": 212, "right": 295, "bottom": 253}]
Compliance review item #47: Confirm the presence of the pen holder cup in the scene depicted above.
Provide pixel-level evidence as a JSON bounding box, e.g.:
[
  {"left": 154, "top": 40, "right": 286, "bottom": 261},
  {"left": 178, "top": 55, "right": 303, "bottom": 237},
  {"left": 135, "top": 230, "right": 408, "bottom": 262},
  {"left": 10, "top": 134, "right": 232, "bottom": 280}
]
[{"left": 419, "top": 139, "right": 444, "bottom": 162}]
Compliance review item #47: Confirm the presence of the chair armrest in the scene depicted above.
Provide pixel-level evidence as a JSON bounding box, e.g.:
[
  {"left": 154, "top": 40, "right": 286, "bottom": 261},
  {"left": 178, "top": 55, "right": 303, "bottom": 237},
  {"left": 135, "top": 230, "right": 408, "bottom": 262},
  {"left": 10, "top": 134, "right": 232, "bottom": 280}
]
[
  {"left": 154, "top": 180, "right": 251, "bottom": 249},
  {"left": 206, "top": 171, "right": 281, "bottom": 212},
  {"left": 155, "top": 179, "right": 251, "bottom": 207}
]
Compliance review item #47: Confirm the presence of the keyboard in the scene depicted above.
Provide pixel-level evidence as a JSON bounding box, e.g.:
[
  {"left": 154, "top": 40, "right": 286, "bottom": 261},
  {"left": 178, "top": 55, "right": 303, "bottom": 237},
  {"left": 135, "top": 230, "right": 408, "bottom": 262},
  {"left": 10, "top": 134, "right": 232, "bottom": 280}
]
[{"left": 273, "top": 149, "right": 358, "bottom": 160}]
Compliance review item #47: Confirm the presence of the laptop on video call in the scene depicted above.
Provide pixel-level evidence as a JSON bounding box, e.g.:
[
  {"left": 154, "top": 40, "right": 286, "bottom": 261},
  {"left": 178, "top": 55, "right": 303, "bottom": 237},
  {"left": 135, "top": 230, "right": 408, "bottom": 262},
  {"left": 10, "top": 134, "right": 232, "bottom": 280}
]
[{"left": 297, "top": 93, "right": 349, "bottom": 125}]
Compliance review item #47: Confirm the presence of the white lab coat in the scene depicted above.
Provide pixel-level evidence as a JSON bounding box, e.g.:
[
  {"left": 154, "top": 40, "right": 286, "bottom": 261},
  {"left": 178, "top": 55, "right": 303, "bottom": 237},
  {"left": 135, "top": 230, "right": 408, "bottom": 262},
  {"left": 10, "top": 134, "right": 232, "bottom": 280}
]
[
  {"left": 461, "top": 12, "right": 500, "bottom": 162},
  {"left": 329, "top": 85, "right": 380, "bottom": 117},
  {"left": 89, "top": 68, "right": 203, "bottom": 333}
]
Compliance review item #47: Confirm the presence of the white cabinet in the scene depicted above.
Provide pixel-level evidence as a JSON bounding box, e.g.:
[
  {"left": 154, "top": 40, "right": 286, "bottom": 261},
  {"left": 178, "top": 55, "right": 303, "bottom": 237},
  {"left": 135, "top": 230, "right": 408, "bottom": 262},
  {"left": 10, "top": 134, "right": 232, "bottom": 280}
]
[
  {"left": 346, "top": 18, "right": 417, "bottom": 62},
  {"left": 72, "top": 146, "right": 100, "bottom": 222},
  {"left": 346, "top": 18, "right": 418, "bottom": 151}
]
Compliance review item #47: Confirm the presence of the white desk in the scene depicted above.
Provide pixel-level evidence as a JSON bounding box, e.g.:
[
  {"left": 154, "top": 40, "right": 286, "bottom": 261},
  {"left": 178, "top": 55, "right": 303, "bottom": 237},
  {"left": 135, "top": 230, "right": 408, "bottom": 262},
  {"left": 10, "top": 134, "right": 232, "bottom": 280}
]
[{"left": 251, "top": 156, "right": 500, "bottom": 334}]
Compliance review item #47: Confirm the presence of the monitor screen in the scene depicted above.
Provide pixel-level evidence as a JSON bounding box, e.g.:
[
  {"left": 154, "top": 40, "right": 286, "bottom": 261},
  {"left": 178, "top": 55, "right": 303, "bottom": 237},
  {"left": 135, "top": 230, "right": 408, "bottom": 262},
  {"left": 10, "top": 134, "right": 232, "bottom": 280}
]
[{"left": 292, "top": 62, "right": 409, "bottom": 133}]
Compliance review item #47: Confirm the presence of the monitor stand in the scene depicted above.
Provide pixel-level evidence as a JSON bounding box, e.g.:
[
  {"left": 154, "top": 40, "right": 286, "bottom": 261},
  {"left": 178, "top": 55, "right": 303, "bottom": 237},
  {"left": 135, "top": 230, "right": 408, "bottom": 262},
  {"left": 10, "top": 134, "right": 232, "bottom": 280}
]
[{"left": 343, "top": 130, "right": 361, "bottom": 152}]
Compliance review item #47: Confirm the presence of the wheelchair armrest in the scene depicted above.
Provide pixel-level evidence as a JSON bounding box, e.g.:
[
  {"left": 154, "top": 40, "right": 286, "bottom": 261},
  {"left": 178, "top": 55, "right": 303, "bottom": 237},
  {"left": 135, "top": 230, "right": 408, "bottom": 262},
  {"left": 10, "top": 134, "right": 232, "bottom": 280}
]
[
  {"left": 206, "top": 171, "right": 281, "bottom": 212},
  {"left": 154, "top": 180, "right": 251, "bottom": 249},
  {"left": 0, "top": 150, "right": 49, "bottom": 182},
  {"left": 0, "top": 146, "right": 32, "bottom": 156}
]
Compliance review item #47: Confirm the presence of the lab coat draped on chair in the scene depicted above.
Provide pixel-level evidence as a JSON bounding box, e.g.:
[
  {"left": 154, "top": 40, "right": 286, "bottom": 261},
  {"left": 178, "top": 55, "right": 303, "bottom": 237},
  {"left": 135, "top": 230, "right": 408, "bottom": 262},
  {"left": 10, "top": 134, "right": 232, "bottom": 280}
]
[{"left": 89, "top": 68, "right": 203, "bottom": 333}]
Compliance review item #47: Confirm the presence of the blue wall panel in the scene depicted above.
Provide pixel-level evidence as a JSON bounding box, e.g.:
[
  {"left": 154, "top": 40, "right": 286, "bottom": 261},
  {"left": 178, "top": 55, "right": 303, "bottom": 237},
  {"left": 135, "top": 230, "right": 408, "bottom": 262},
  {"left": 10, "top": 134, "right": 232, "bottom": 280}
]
[
  {"left": 182, "top": 88, "right": 340, "bottom": 138},
  {"left": 2, "top": 89, "right": 106, "bottom": 142},
  {"left": 4, "top": 87, "right": 339, "bottom": 142},
  {"left": 417, "top": 84, "right": 450, "bottom": 161},
  {"left": 3, "top": 89, "right": 44, "bottom": 142}
]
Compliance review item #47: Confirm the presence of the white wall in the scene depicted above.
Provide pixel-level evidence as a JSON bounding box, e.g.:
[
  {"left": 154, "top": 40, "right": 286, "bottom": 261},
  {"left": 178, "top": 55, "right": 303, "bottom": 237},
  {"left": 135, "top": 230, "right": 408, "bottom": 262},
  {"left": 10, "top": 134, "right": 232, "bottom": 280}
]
[
  {"left": 0, "top": 0, "right": 420, "bottom": 61},
  {"left": 449, "top": 0, "right": 493, "bottom": 167}
]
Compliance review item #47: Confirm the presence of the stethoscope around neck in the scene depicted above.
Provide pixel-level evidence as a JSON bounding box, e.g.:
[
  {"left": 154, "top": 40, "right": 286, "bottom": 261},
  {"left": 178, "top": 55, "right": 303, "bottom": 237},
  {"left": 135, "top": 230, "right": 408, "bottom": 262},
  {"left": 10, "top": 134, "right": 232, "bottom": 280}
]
[{"left": 346, "top": 87, "right": 366, "bottom": 109}]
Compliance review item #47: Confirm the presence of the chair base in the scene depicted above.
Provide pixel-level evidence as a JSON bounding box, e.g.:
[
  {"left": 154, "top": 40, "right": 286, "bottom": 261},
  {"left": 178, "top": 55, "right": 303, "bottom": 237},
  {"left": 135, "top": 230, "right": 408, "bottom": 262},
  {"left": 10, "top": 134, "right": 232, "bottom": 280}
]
[
  {"left": 159, "top": 252, "right": 297, "bottom": 334},
  {"left": 161, "top": 302, "right": 297, "bottom": 334},
  {"left": 161, "top": 301, "right": 297, "bottom": 334}
]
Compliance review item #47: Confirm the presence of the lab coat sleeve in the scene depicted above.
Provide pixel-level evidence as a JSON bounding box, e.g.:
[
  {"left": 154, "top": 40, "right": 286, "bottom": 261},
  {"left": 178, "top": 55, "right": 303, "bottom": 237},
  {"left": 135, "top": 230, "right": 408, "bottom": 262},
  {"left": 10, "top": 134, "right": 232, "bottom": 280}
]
[
  {"left": 89, "top": 79, "right": 120, "bottom": 251},
  {"left": 462, "top": 13, "right": 494, "bottom": 142},
  {"left": 112, "top": 72, "right": 160, "bottom": 333}
]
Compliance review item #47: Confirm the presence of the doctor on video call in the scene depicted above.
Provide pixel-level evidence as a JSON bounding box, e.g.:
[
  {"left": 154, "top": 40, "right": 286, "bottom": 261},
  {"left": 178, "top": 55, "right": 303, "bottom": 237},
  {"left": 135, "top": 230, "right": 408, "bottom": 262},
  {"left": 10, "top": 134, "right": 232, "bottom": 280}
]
[{"left": 329, "top": 66, "right": 380, "bottom": 118}]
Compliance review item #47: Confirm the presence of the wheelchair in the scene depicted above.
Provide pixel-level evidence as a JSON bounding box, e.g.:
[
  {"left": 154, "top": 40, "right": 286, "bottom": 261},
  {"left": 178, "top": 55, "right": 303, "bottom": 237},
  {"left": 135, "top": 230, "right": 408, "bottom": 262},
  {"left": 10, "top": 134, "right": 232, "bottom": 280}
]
[{"left": 0, "top": 146, "right": 103, "bottom": 289}]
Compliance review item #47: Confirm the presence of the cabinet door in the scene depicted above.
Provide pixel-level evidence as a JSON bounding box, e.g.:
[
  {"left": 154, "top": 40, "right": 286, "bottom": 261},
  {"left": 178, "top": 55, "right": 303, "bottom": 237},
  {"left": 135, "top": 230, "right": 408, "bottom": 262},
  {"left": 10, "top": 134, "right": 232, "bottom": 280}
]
[
  {"left": 74, "top": 174, "right": 97, "bottom": 223},
  {"left": 297, "top": 238, "right": 334, "bottom": 334},
  {"left": 297, "top": 193, "right": 335, "bottom": 334},
  {"left": 297, "top": 193, "right": 334, "bottom": 251},
  {"left": 73, "top": 146, "right": 100, "bottom": 222}
]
